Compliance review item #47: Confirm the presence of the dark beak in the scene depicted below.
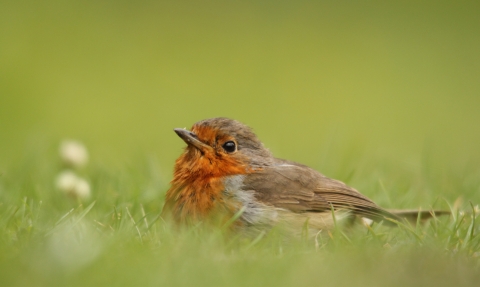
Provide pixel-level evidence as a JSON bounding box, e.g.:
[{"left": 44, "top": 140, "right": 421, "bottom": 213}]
[{"left": 174, "top": 128, "right": 211, "bottom": 152}]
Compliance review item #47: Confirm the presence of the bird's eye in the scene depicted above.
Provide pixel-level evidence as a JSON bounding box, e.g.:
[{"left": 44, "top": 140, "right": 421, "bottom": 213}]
[{"left": 222, "top": 141, "right": 236, "bottom": 153}]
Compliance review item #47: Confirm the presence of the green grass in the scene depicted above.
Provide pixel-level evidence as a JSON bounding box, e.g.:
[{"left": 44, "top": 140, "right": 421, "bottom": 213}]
[{"left": 1, "top": 148, "right": 479, "bottom": 287}]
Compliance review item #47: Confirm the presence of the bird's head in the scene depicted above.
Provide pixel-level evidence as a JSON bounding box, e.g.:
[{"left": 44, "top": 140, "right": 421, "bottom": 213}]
[{"left": 172, "top": 117, "right": 273, "bottom": 181}]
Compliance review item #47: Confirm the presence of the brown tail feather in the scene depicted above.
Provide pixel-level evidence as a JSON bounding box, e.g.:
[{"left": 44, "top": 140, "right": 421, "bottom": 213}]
[{"left": 388, "top": 209, "right": 451, "bottom": 223}]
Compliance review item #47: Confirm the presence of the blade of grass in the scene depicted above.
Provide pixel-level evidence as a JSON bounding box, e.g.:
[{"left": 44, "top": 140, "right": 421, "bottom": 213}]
[
  {"left": 462, "top": 202, "right": 477, "bottom": 249},
  {"left": 222, "top": 206, "right": 246, "bottom": 230},
  {"left": 126, "top": 206, "right": 143, "bottom": 243}
]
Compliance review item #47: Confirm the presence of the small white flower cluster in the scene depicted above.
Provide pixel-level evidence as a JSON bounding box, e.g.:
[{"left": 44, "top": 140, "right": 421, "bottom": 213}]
[{"left": 55, "top": 140, "right": 91, "bottom": 200}]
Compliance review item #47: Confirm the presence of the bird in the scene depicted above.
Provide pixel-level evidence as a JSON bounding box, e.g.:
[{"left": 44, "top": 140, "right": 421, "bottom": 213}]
[{"left": 162, "top": 117, "right": 443, "bottom": 236}]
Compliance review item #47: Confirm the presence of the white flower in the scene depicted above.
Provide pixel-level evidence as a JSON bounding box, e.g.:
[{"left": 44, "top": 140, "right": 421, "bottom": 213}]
[
  {"left": 55, "top": 170, "right": 78, "bottom": 191},
  {"left": 74, "top": 178, "right": 91, "bottom": 200},
  {"left": 60, "top": 140, "right": 89, "bottom": 168},
  {"left": 55, "top": 171, "right": 91, "bottom": 200},
  {"left": 361, "top": 217, "right": 373, "bottom": 226}
]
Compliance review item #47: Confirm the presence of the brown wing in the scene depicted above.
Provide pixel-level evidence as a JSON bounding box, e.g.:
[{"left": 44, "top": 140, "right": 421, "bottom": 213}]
[{"left": 243, "top": 159, "right": 400, "bottom": 223}]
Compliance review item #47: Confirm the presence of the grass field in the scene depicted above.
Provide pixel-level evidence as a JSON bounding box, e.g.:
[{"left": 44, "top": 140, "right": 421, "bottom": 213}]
[
  {"left": 1, "top": 1, "right": 480, "bottom": 286},
  {"left": 1, "top": 147, "right": 480, "bottom": 286}
]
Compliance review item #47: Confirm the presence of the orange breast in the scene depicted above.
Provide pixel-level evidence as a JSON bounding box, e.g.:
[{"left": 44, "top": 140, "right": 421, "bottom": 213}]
[{"left": 163, "top": 148, "right": 249, "bottom": 224}]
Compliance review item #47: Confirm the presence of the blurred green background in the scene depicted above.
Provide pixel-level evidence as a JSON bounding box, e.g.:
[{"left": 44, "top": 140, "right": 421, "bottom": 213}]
[
  {"left": 1, "top": 0, "right": 479, "bottom": 175},
  {"left": 1, "top": 2, "right": 480, "bottom": 286}
]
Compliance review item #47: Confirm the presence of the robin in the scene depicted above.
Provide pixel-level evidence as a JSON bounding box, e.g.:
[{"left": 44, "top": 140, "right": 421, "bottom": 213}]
[{"left": 162, "top": 117, "right": 440, "bottom": 235}]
